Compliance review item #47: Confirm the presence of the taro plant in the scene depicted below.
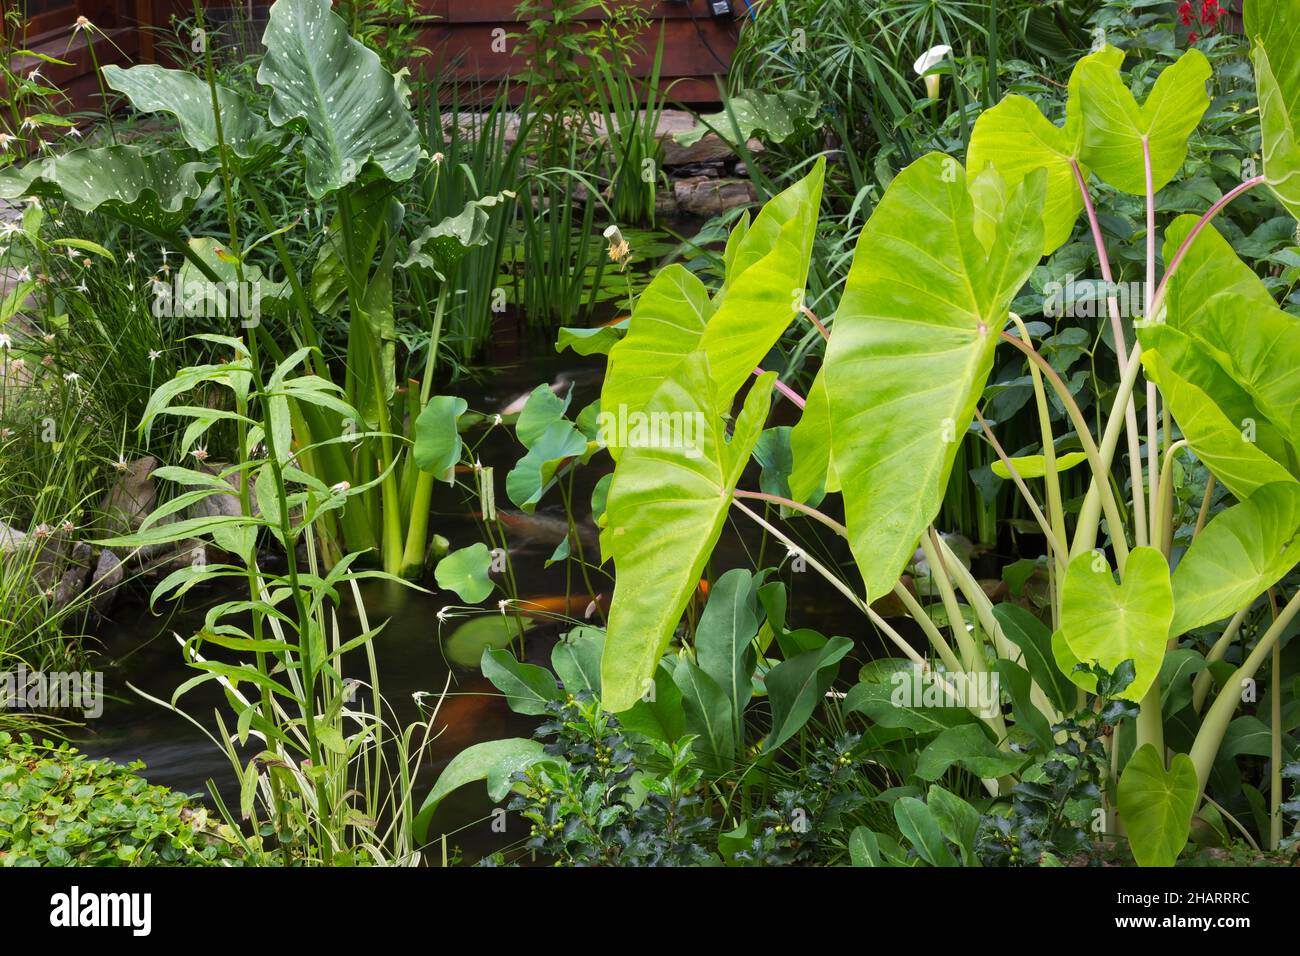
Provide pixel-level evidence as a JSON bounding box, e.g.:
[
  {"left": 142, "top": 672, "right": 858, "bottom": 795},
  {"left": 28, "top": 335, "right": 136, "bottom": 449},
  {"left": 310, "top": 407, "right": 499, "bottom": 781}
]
[
  {"left": 0, "top": 0, "right": 509, "bottom": 579},
  {"left": 534, "top": 0, "right": 1300, "bottom": 867}
]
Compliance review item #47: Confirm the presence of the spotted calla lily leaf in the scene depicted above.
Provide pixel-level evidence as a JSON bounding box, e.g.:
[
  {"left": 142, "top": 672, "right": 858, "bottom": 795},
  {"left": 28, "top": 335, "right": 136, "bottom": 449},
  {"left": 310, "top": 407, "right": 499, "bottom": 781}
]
[
  {"left": 0, "top": 145, "right": 215, "bottom": 236},
  {"left": 102, "top": 64, "right": 283, "bottom": 172},
  {"left": 257, "top": 0, "right": 422, "bottom": 198}
]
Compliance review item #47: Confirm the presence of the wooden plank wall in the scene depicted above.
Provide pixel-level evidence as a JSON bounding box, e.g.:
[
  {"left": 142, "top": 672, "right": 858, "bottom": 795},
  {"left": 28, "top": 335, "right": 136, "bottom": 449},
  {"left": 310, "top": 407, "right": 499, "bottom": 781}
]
[
  {"left": 5, "top": 1, "right": 740, "bottom": 116},
  {"left": 418, "top": 0, "right": 741, "bottom": 103}
]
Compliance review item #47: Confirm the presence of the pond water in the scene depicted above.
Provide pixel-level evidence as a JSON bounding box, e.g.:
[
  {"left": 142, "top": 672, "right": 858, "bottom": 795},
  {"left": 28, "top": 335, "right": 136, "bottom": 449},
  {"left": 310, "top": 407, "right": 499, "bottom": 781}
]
[{"left": 71, "top": 318, "right": 885, "bottom": 863}]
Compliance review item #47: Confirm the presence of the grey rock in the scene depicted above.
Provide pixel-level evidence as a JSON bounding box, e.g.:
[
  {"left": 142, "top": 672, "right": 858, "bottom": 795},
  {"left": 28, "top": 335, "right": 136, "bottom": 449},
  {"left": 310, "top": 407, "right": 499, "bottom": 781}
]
[
  {"left": 673, "top": 176, "right": 757, "bottom": 217},
  {"left": 100, "top": 456, "right": 158, "bottom": 536}
]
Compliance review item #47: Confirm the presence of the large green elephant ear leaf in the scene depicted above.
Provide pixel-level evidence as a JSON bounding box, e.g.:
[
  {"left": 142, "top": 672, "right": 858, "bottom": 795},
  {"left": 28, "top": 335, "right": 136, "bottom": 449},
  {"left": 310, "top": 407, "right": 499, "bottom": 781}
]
[
  {"left": 824, "top": 154, "right": 1044, "bottom": 602},
  {"left": 698, "top": 158, "right": 824, "bottom": 408},
  {"left": 599, "top": 356, "right": 776, "bottom": 712},
  {"left": 1075, "top": 46, "right": 1211, "bottom": 195},
  {"left": 1060, "top": 546, "right": 1172, "bottom": 702},
  {"left": 1171, "top": 482, "right": 1300, "bottom": 636},
  {"left": 1246, "top": 0, "right": 1300, "bottom": 219},
  {"left": 0, "top": 146, "right": 214, "bottom": 236},
  {"left": 102, "top": 64, "right": 282, "bottom": 171},
  {"left": 966, "top": 45, "right": 1120, "bottom": 255},
  {"left": 787, "top": 368, "right": 839, "bottom": 504},
  {"left": 600, "top": 264, "right": 714, "bottom": 461},
  {"left": 1141, "top": 346, "right": 1297, "bottom": 499},
  {"left": 1152, "top": 217, "right": 1300, "bottom": 446},
  {"left": 258, "top": 0, "right": 422, "bottom": 198}
]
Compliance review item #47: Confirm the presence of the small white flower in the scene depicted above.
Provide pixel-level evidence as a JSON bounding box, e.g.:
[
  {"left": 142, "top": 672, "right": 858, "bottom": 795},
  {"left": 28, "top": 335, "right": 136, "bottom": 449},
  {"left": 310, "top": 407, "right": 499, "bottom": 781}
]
[
  {"left": 125, "top": 250, "right": 136, "bottom": 264},
  {"left": 61, "top": 520, "right": 75, "bottom": 533},
  {"left": 0, "top": 333, "right": 11, "bottom": 350},
  {"left": 913, "top": 44, "right": 952, "bottom": 76},
  {"left": 492, "top": 413, "right": 503, "bottom": 426},
  {"left": 0, "top": 133, "right": 13, "bottom": 152},
  {"left": 63, "top": 371, "right": 80, "bottom": 383},
  {"left": 74, "top": 15, "right": 92, "bottom": 32},
  {"left": 66, "top": 126, "right": 81, "bottom": 138},
  {"left": 20, "top": 116, "right": 37, "bottom": 132},
  {"left": 0, "top": 428, "right": 13, "bottom": 440},
  {"left": 431, "top": 152, "right": 445, "bottom": 163},
  {"left": 114, "top": 456, "right": 129, "bottom": 472},
  {"left": 148, "top": 349, "right": 162, "bottom": 361},
  {"left": 191, "top": 447, "right": 209, "bottom": 462},
  {"left": 437, "top": 607, "right": 450, "bottom": 623},
  {"left": 15, "top": 267, "right": 31, "bottom": 282},
  {"left": 28, "top": 68, "right": 42, "bottom": 83},
  {"left": 329, "top": 480, "right": 351, "bottom": 494},
  {"left": 498, "top": 599, "right": 510, "bottom": 614},
  {"left": 33, "top": 523, "right": 51, "bottom": 538},
  {"left": 914, "top": 45, "right": 952, "bottom": 100}
]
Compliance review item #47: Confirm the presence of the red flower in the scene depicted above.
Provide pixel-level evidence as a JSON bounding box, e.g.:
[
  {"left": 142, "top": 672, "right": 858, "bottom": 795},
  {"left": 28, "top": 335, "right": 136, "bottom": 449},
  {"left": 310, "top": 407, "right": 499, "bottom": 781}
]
[
  {"left": 1179, "top": 0, "right": 1194, "bottom": 25},
  {"left": 1189, "top": 31, "right": 1199, "bottom": 42}
]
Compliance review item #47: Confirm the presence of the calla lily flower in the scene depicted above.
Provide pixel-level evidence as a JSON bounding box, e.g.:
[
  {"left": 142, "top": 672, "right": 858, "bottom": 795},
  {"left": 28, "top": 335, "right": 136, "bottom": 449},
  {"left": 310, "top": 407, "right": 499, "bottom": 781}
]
[{"left": 913, "top": 44, "right": 952, "bottom": 100}]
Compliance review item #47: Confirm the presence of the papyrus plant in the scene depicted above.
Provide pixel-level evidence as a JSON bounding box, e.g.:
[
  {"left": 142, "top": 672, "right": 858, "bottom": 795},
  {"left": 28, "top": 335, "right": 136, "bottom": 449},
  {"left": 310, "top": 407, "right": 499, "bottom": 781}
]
[{"left": 592, "top": 0, "right": 1300, "bottom": 865}]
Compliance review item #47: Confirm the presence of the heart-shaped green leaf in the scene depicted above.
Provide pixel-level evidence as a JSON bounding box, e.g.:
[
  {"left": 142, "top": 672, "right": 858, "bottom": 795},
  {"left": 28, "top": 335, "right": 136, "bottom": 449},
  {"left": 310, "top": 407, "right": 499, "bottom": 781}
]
[
  {"left": 1118, "top": 744, "right": 1198, "bottom": 867},
  {"left": 1172, "top": 482, "right": 1300, "bottom": 635},
  {"left": 966, "top": 45, "right": 1117, "bottom": 254},
  {"left": 1075, "top": 46, "right": 1211, "bottom": 195},
  {"left": 412, "top": 395, "right": 467, "bottom": 481},
  {"left": 1060, "top": 546, "right": 1172, "bottom": 702}
]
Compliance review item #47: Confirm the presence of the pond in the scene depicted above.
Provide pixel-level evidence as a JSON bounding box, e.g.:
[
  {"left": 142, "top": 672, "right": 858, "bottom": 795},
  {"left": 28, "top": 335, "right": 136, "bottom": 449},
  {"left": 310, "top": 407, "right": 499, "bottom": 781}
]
[{"left": 69, "top": 318, "right": 874, "bottom": 862}]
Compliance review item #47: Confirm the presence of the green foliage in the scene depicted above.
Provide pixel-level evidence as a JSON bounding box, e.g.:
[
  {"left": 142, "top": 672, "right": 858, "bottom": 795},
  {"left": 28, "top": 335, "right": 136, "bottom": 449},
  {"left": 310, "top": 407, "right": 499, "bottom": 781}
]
[{"left": 0, "top": 733, "right": 254, "bottom": 866}]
